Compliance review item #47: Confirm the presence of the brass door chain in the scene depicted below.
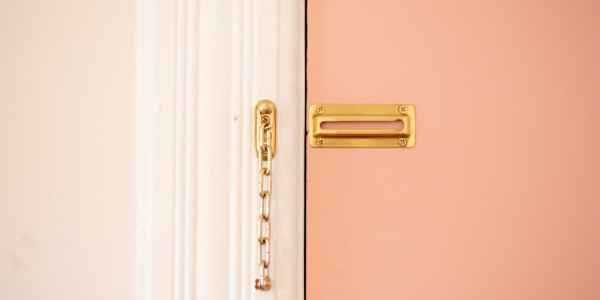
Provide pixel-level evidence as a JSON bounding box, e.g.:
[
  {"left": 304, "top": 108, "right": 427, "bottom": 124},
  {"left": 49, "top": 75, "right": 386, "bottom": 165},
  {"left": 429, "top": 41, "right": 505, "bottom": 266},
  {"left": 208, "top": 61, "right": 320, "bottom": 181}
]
[{"left": 253, "top": 100, "right": 277, "bottom": 291}]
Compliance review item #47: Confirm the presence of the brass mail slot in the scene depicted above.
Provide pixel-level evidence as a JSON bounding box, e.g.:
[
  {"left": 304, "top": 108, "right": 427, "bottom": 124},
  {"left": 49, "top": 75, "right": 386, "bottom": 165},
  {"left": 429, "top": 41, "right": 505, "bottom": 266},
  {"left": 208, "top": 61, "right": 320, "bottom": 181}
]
[{"left": 309, "top": 104, "right": 416, "bottom": 148}]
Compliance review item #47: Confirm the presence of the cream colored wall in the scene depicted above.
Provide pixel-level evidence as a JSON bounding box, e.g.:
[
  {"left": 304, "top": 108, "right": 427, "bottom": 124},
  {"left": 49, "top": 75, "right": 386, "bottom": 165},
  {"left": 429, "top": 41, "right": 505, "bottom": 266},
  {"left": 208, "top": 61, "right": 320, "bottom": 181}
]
[{"left": 1, "top": 1, "right": 135, "bottom": 299}]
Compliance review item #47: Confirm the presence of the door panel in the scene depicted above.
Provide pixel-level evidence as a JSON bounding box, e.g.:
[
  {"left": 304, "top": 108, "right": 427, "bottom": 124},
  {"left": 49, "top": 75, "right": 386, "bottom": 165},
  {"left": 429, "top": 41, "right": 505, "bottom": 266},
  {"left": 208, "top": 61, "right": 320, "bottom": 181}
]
[{"left": 307, "top": 1, "right": 600, "bottom": 299}]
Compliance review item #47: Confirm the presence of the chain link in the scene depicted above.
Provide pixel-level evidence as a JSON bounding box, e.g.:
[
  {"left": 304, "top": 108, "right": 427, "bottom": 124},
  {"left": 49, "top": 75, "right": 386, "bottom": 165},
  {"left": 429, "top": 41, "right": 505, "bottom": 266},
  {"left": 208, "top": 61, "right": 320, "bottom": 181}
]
[{"left": 255, "top": 115, "right": 273, "bottom": 291}]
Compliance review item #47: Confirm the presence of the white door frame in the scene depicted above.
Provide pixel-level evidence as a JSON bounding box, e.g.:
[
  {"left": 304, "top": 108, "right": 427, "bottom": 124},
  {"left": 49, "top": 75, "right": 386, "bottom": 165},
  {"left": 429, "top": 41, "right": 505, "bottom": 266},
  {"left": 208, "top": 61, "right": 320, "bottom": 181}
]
[{"left": 135, "top": 0, "right": 305, "bottom": 299}]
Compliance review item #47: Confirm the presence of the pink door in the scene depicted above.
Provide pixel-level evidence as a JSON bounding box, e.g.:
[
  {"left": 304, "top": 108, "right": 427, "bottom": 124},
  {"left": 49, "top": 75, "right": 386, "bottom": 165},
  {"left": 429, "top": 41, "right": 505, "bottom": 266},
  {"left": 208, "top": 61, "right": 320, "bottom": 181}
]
[{"left": 307, "top": 1, "right": 600, "bottom": 300}]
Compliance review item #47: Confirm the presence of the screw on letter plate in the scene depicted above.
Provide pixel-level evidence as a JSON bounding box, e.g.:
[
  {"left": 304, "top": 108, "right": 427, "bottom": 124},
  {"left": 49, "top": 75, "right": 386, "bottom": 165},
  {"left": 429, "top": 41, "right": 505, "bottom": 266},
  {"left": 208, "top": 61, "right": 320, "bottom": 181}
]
[{"left": 316, "top": 105, "right": 325, "bottom": 114}]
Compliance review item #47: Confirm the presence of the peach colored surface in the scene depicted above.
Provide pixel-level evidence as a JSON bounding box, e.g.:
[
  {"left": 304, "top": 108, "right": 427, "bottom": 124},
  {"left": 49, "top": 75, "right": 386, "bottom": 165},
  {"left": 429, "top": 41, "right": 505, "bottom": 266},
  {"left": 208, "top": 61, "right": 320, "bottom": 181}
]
[{"left": 307, "top": 1, "right": 600, "bottom": 300}]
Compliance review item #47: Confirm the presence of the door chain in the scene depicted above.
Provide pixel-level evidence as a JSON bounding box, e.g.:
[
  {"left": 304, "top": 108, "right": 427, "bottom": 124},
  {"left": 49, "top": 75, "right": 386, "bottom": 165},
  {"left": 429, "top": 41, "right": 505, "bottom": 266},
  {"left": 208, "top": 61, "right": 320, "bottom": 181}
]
[{"left": 254, "top": 100, "right": 277, "bottom": 291}]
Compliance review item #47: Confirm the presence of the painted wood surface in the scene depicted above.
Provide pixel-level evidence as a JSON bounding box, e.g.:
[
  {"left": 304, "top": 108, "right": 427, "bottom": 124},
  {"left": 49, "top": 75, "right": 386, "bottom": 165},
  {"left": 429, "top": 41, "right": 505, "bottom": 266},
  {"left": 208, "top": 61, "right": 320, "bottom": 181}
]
[
  {"left": 144, "top": 0, "right": 305, "bottom": 299},
  {"left": 307, "top": 1, "right": 600, "bottom": 299}
]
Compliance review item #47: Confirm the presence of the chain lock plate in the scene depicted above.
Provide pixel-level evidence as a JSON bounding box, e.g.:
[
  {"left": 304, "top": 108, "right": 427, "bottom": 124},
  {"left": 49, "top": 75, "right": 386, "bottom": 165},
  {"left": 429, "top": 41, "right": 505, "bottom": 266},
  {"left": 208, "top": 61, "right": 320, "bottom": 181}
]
[
  {"left": 308, "top": 103, "right": 416, "bottom": 148},
  {"left": 253, "top": 99, "right": 277, "bottom": 159}
]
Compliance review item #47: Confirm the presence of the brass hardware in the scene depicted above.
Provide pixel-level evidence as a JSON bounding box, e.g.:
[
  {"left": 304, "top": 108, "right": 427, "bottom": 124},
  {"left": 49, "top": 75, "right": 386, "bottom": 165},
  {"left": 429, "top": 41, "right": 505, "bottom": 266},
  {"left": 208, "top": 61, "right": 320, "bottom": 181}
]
[
  {"left": 253, "top": 99, "right": 276, "bottom": 291},
  {"left": 253, "top": 99, "right": 277, "bottom": 159},
  {"left": 309, "top": 103, "right": 416, "bottom": 148}
]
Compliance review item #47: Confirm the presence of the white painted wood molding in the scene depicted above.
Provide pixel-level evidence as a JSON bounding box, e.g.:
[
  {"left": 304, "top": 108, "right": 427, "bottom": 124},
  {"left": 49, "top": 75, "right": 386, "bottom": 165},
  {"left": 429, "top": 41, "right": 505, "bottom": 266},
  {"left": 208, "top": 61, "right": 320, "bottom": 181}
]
[{"left": 135, "top": 0, "right": 305, "bottom": 299}]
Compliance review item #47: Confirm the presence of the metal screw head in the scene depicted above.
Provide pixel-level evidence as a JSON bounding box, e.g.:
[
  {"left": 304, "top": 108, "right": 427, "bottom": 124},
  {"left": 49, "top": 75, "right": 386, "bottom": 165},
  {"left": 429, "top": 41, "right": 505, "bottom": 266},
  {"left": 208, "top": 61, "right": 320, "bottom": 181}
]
[
  {"left": 316, "top": 105, "right": 324, "bottom": 114},
  {"left": 316, "top": 138, "right": 324, "bottom": 145},
  {"left": 398, "top": 138, "right": 407, "bottom": 146}
]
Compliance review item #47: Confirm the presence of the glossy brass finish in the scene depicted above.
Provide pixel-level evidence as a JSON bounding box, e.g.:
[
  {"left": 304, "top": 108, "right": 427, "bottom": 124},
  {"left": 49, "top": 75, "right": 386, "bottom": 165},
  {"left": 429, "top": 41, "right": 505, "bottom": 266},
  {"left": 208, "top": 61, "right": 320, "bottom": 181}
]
[
  {"left": 309, "top": 103, "right": 416, "bottom": 148},
  {"left": 253, "top": 99, "right": 277, "bottom": 291},
  {"left": 253, "top": 99, "right": 277, "bottom": 159}
]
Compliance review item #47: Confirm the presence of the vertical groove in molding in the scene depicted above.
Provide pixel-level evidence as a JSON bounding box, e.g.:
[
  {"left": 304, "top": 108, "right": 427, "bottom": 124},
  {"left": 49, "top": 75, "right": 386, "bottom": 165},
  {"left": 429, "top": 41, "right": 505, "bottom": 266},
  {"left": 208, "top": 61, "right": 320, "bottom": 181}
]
[
  {"left": 229, "top": 1, "right": 244, "bottom": 300},
  {"left": 196, "top": 0, "right": 234, "bottom": 299},
  {"left": 173, "top": 0, "right": 198, "bottom": 299},
  {"left": 135, "top": 0, "right": 159, "bottom": 299},
  {"left": 240, "top": 0, "right": 254, "bottom": 299}
]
